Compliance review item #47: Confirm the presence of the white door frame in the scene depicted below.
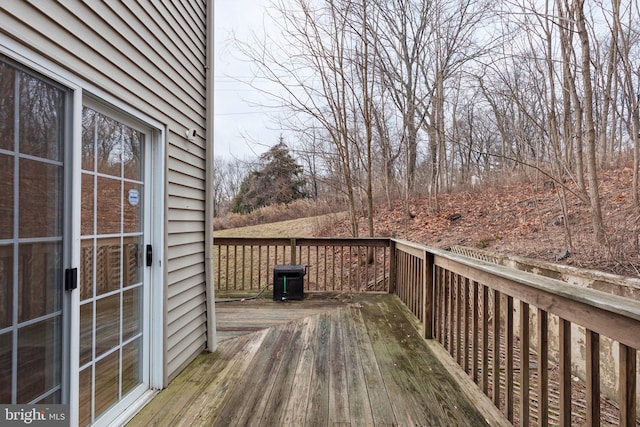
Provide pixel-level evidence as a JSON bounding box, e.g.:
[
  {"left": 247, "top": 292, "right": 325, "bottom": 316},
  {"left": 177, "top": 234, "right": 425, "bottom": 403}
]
[{"left": 79, "top": 97, "right": 164, "bottom": 427}]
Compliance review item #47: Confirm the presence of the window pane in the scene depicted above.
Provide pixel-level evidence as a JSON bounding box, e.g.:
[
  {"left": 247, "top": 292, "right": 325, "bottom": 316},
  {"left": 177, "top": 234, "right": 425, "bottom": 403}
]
[
  {"left": 81, "top": 173, "right": 94, "bottom": 236},
  {"left": 95, "top": 294, "right": 119, "bottom": 357},
  {"left": 79, "top": 302, "right": 93, "bottom": 367},
  {"left": 80, "top": 239, "right": 94, "bottom": 301},
  {"left": 97, "top": 176, "right": 121, "bottom": 235},
  {"left": 96, "top": 115, "right": 122, "bottom": 177},
  {"left": 123, "top": 130, "right": 142, "bottom": 181},
  {"left": 81, "top": 106, "right": 95, "bottom": 172},
  {"left": 18, "top": 242, "right": 62, "bottom": 322},
  {"left": 94, "top": 351, "right": 119, "bottom": 419},
  {"left": 18, "top": 73, "right": 64, "bottom": 162},
  {"left": 78, "top": 367, "right": 92, "bottom": 427},
  {"left": 0, "top": 332, "right": 11, "bottom": 403},
  {"left": 0, "top": 154, "right": 14, "bottom": 239},
  {"left": 122, "top": 237, "right": 141, "bottom": 288},
  {"left": 95, "top": 238, "right": 120, "bottom": 295},
  {"left": 122, "top": 286, "right": 141, "bottom": 341},
  {"left": 17, "top": 316, "right": 62, "bottom": 403},
  {"left": 122, "top": 338, "right": 141, "bottom": 396},
  {"left": 0, "top": 245, "right": 11, "bottom": 329},
  {"left": 123, "top": 183, "right": 142, "bottom": 234},
  {"left": 19, "top": 159, "right": 62, "bottom": 238},
  {"left": 0, "top": 62, "right": 15, "bottom": 151}
]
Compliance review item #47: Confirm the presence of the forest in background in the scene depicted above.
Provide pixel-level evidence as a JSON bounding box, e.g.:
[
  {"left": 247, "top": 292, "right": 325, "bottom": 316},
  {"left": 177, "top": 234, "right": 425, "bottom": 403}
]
[{"left": 214, "top": 0, "right": 640, "bottom": 274}]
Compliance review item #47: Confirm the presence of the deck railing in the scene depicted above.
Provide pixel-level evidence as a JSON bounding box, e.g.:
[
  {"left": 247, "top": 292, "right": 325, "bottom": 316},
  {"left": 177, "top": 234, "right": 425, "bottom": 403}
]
[
  {"left": 213, "top": 237, "right": 391, "bottom": 293},
  {"left": 213, "top": 236, "right": 639, "bottom": 426}
]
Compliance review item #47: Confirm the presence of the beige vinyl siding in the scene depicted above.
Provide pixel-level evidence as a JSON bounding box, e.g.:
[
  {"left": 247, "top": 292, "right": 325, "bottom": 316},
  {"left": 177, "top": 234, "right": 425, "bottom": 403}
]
[{"left": 0, "top": 1, "right": 210, "bottom": 382}]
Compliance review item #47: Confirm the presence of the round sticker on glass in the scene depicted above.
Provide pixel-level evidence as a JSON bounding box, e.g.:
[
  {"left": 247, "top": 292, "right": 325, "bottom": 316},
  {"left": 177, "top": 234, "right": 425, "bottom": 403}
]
[{"left": 128, "top": 188, "right": 140, "bottom": 206}]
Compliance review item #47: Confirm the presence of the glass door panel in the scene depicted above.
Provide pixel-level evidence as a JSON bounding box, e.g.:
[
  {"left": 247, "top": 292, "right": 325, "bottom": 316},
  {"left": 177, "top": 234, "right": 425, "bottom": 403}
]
[
  {"left": 0, "top": 58, "right": 65, "bottom": 405},
  {"left": 79, "top": 106, "right": 146, "bottom": 426}
]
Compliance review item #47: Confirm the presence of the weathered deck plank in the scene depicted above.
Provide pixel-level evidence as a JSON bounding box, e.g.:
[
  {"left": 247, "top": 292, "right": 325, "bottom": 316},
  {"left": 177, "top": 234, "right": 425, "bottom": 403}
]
[
  {"left": 280, "top": 314, "right": 319, "bottom": 426},
  {"left": 348, "top": 304, "right": 398, "bottom": 426},
  {"left": 128, "top": 293, "right": 510, "bottom": 427},
  {"left": 339, "top": 306, "right": 376, "bottom": 427},
  {"left": 305, "top": 311, "right": 331, "bottom": 425},
  {"left": 328, "top": 308, "right": 351, "bottom": 425}
]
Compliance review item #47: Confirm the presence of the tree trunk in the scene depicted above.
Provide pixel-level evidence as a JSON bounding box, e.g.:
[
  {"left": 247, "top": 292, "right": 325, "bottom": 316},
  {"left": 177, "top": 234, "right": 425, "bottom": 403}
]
[{"left": 574, "top": 0, "right": 606, "bottom": 245}]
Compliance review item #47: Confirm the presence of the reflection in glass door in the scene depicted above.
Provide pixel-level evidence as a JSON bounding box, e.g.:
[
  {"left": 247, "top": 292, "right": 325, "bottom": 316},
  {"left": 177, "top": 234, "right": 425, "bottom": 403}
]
[
  {"left": 79, "top": 106, "right": 146, "bottom": 426},
  {"left": 0, "top": 58, "right": 66, "bottom": 404}
]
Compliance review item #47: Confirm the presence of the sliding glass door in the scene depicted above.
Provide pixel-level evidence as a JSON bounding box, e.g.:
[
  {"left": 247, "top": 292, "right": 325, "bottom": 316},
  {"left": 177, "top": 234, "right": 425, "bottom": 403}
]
[{"left": 0, "top": 57, "right": 67, "bottom": 405}]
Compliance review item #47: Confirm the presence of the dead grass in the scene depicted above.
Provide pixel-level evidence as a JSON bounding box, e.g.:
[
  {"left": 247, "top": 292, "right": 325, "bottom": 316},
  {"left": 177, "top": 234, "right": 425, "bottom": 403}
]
[{"left": 214, "top": 212, "right": 346, "bottom": 238}]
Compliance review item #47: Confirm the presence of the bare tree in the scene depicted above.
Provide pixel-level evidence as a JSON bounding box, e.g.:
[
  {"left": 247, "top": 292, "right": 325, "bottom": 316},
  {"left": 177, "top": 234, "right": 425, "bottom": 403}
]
[
  {"left": 612, "top": 0, "right": 640, "bottom": 206},
  {"left": 233, "top": 0, "right": 385, "bottom": 236}
]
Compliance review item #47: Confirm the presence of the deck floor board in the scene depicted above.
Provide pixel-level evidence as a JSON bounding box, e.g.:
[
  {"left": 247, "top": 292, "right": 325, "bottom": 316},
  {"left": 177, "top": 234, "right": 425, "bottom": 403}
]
[{"left": 129, "top": 293, "right": 510, "bottom": 426}]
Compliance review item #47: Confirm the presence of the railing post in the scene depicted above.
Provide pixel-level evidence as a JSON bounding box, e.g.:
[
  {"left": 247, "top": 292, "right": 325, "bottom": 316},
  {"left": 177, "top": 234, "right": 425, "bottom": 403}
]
[
  {"left": 290, "top": 238, "right": 297, "bottom": 264},
  {"left": 423, "top": 251, "right": 434, "bottom": 339},
  {"left": 619, "top": 343, "right": 637, "bottom": 427},
  {"left": 389, "top": 239, "right": 396, "bottom": 294}
]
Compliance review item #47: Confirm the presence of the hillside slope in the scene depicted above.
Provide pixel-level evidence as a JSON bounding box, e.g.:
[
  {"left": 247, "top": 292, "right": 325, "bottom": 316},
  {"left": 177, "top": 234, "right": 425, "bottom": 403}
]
[{"left": 318, "top": 165, "right": 640, "bottom": 277}]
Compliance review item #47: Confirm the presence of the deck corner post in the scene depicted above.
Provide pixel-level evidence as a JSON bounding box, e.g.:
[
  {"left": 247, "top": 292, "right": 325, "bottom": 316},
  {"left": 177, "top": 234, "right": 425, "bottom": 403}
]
[
  {"left": 389, "top": 239, "right": 397, "bottom": 294},
  {"left": 423, "top": 250, "right": 434, "bottom": 339}
]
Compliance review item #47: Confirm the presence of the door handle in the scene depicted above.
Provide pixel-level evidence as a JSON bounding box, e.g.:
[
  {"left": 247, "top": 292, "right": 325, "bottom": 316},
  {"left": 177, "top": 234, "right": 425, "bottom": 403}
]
[
  {"left": 65, "top": 268, "right": 78, "bottom": 291},
  {"left": 146, "top": 244, "right": 153, "bottom": 267}
]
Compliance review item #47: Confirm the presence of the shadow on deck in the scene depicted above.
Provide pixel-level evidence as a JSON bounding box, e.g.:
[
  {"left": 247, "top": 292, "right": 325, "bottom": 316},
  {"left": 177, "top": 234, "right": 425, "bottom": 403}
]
[{"left": 129, "top": 293, "right": 509, "bottom": 426}]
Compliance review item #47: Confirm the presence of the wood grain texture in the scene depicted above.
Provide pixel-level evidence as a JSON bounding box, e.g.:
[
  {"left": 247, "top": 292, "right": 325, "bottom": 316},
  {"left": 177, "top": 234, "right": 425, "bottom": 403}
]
[{"left": 128, "top": 293, "right": 508, "bottom": 426}]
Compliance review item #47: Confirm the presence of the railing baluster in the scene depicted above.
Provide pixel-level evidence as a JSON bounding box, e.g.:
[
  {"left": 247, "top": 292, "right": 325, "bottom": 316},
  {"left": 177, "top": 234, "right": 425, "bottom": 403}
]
[
  {"left": 463, "top": 277, "right": 470, "bottom": 374},
  {"left": 520, "top": 301, "right": 530, "bottom": 427},
  {"left": 538, "top": 309, "right": 549, "bottom": 427},
  {"left": 257, "top": 245, "right": 263, "bottom": 289},
  {"left": 323, "top": 245, "right": 327, "bottom": 291},
  {"left": 249, "top": 245, "right": 254, "bottom": 290},
  {"left": 437, "top": 267, "right": 443, "bottom": 343},
  {"left": 233, "top": 245, "right": 237, "bottom": 290},
  {"left": 559, "top": 318, "right": 572, "bottom": 427},
  {"left": 265, "top": 245, "right": 270, "bottom": 287},
  {"left": 587, "top": 329, "right": 600, "bottom": 426},
  {"left": 241, "top": 245, "right": 246, "bottom": 290},
  {"left": 224, "top": 245, "right": 229, "bottom": 290},
  {"left": 215, "top": 244, "right": 221, "bottom": 289},
  {"left": 619, "top": 343, "right": 636, "bottom": 427},
  {"left": 424, "top": 252, "right": 433, "bottom": 339},
  {"left": 493, "top": 290, "right": 501, "bottom": 407},
  {"left": 315, "top": 244, "right": 319, "bottom": 291},
  {"left": 447, "top": 270, "right": 454, "bottom": 355},
  {"left": 340, "top": 245, "right": 344, "bottom": 291},
  {"left": 472, "top": 281, "right": 479, "bottom": 383},
  {"left": 332, "top": 245, "right": 336, "bottom": 291},
  {"left": 505, "top": 295, "right": 513, "bottom": 422},
  {"left": 455, "top": 274, "right": 462, "bottom": 365},
  {"left": 435, "top": 267, "right": 440, "bottom": 341},
  {"left": 482, "top": 284, "right": 489, "bottom": 395}
]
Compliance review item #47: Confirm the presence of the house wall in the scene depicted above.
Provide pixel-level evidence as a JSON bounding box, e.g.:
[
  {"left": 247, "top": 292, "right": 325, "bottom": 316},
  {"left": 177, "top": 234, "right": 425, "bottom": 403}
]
[{"left": 0, "top": 0, "right": 211, "bottom": 382}]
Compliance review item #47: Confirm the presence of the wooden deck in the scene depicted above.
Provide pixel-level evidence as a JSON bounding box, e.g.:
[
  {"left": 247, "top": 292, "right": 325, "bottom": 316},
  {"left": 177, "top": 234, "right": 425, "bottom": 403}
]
[{"left": 129, "top": 293, "right": 509, "bottom": 426}]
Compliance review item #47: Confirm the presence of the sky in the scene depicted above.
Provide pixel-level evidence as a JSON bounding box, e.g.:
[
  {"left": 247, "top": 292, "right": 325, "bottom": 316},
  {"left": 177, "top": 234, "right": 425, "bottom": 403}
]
[{"left": 214, "top": 0, "right": 282, "bottom": 161}]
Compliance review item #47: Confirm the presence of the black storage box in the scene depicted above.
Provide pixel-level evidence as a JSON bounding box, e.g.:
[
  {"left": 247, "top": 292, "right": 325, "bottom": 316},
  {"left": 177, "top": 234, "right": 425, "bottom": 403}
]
[{"left": 273, "top": 265, "right": 306, "bottom": 301}]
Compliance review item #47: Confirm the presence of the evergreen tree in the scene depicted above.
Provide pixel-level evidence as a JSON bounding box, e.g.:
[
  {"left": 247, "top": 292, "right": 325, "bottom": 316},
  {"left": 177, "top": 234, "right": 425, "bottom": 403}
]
[{"left": 231, "top": 138, "right": 307, "bottom": 213}]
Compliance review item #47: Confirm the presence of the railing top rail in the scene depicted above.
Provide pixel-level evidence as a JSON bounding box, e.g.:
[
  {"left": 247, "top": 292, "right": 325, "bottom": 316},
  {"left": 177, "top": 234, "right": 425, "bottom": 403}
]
[
  {"left": 392, "top": 238, "right": 640, "bottom": 322},
  {"left": 214, "top": 236, "right": 390, "bottom": 247},
  {"left": 213, "top": 237, "right": 293, "bottom": 246},
  {"left": 295, "top": 237, "right": 390, "bottom": 247}
]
